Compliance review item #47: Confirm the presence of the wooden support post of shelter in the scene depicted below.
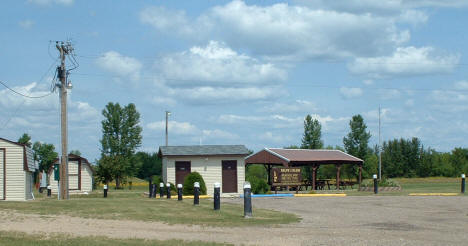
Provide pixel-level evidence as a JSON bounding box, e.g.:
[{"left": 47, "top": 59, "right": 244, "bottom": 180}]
[
  {"left": 336, "top": 164, "right": 341, "bottom": 190},
  {"left": 312, "top": 165, "right": 317, "bottom": 190},
  {"left": 358, "top": 164, "right": 363, "bottom": 189}
]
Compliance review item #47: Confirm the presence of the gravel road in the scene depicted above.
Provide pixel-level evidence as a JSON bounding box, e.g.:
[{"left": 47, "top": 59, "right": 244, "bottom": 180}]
[{"left": 1, "top": 196, "right": 467, "bottom": 245}]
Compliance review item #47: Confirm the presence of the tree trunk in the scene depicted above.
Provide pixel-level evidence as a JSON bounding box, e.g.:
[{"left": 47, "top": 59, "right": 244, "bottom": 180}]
[{"left": 115, "top": 176, "right": 120, "bottom": 189}]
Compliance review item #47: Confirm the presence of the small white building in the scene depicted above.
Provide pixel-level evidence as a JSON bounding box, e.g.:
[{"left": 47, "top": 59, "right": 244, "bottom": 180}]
[
  {"left": 48, "top": 154, "right": 94, "bottom": 194},
  {"left": 158, "top": 145, "right": 250, "bottom": 196},
  {"left": 0, "top": 137, "right": 37, "bottom": 201}
]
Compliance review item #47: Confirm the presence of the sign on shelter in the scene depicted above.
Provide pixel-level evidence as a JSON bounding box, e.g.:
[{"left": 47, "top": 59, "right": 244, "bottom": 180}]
[{"left": 271, "top": 167, "right": 302, "bottom": 186}]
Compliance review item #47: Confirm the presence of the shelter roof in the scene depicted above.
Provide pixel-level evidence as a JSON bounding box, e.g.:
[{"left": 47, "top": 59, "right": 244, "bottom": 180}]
[
  {"left": 158, "top": 145, "right": 250, "bottom": 157},
  {"left": 245, "top": 148, "right": 363, "bottom": 166}
]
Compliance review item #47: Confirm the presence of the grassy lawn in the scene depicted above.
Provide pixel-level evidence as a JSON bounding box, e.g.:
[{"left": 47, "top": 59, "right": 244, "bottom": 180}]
[
  {"left": 0, "top": 190, "right": 299, "bottom": 227},
  {"left": 344, "top": 177, "right": 466, "bottom": 196},
  {"left": 0, "top": 231, "right": 228, "bottom": 246}
]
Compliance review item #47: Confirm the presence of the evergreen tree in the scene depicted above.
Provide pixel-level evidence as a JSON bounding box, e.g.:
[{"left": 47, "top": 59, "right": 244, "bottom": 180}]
[
  {"left": 301, "top": 115, "right": 323, "bottom": 180},
  {"left": 343, "top": 115, "right": 371, "bottom": 179},
  {"left": 98, "top": 102, "right": 142, "bottom": 188},
  {"left": 301, "top": 115, "right": 323, "bottom": 149}
]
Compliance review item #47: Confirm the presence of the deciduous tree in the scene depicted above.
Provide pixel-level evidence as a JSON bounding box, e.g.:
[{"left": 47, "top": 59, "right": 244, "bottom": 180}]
[{"left": 98, "top": 102, "right": 142, "bottom": 188}]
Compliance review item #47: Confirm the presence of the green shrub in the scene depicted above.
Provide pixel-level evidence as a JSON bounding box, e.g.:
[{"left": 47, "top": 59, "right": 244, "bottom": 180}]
[
  {"left": 183, "top": 172, "right": 207, "bottom": 195},
  {"left": 246, "top": 175, "right": 269, "bottom": 194},
  {"left": 151, "top": 176, "right": 162, "bottom": 185}
]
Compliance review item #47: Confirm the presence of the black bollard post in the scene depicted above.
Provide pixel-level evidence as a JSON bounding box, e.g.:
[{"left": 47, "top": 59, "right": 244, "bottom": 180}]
[
  {"left": 244, "top": 182, "right": 252, "bottom": 218},
  {"left": 148, "top": 180, "right": 152, "bottom": 198},
  {"left": 214, "top": 182, "right": 220, "bottom": 210},
  {"left": 151, "top": 184, "right": 157, "bottom": 198},
  {"left": 462, "top": 174, "right": 466, "bottom": 194},
  {"left": 373, "top": 174, "right": 378, "bottom": 194},
  {"left": 177, "top": 184, "right": 183, "bottom": 201},
  {"left": 159, "top": 182, "right": 164, "bottom": 198},
  {"left": 104, "top": 184, "right": 108, "bottom": 198},
  {"left": 47, "top": 185, "right": 51, "bottom": 197},
  {"left": 194, "top": 182, "right": 200, "bottom": 206},
  {"left": 166, "top": 183, "right": 171, "bottom": 199}
]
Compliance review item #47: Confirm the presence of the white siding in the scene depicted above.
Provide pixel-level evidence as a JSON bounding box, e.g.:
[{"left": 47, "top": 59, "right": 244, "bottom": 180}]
[
  {"left": 162, "top": 157, "right": 168, "bottom": 183},
  {"left": 48, "top": 160, "right": 93, "bottom": 193},
  {"left": 165, "top": 156, "right": 245, "bottom": 196},
  {"left": 0, "top": 149, "right": 4, "bottom": 199},
  {"left": 69, "top": 160, "right": 79, "bottom": 190},
  {"left": 25, "top": 172, "right": 34, "bottom": 200},
  {"left": 25, "top": 147, "right": 35, "bottom": 172},
  {"left": 80, "top": 164, "right": 93, "bottom": 192},
  {"left": 0, "top": 139, "right": 27, "bottom": 201}
]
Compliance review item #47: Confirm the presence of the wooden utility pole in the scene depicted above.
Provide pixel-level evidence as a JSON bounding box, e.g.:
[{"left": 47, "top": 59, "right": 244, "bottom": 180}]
[{"left": 56, "top": 41, "right": 72, "bottom": 200}]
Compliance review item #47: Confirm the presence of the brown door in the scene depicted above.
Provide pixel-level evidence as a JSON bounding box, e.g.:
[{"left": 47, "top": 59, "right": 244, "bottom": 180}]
[
  {"left": 222, "top": 160, "right": 237, "bottom": 193},
  {"left": 175, "top": 161, "right": 191, "bottom": 186}
]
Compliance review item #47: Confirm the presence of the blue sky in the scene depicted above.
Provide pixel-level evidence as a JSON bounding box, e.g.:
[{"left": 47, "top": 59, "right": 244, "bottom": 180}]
[{"left": 1, "top": 0, "right": 468, "bottom": 162}]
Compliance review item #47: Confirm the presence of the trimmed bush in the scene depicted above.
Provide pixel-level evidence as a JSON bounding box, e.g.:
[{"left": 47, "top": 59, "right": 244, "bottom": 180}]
[
  {"left": 151, "top": 176, "right": 162, "bottom": 186},
  {"left": 246, "top": 175, "right": 269, "bottom": 194},
  {"left": 183, "top": 172, "right": 207, "bottom": 195}
]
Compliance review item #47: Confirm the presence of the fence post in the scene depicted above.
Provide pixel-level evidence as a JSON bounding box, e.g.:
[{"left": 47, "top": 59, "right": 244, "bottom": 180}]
[
  {"left": 177, "top": 184, "right": 183, "bottom": 201},
  {"left": 194, "top": 182, "right": 200, "bottom": 205},
  {"left": 151, "top": 184, "right": 157, "bottom": 198},
  {"left": 373, "top": 174, "right": 378, "bottom": 194},
  {"left": 244, "top": 181, "right": 252, "bottom": 218},
  {"left": 462, "top": 174, "right": 466, "bottom": 194},
  {"left": 214, "top": 182, "right": 220, "bottom": 210},
  {"left": 166, "top": 183, "right": 171, "bottom": 199},
  {"left": 103, "top": 184, "right": 108, "bottom": 198},
  {"left": 159, "top": 182, "right": 164, "bottom": 198}
]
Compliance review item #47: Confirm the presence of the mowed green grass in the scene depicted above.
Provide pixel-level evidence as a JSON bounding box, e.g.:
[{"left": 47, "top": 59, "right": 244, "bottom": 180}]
[
  {"left": 0, "top": 190, "right": 299, "bottom": 227},
  {"left": 0, "top": 231, "right": 229, "bottom": 246},
  {"left": 345, "top": 177, "right": 466, "bottom": 196}
]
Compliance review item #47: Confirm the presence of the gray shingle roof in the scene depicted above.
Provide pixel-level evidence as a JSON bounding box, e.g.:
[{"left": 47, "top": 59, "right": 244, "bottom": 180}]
[{"left": 159, "top": 145, "right": 250, "bottom": 156}]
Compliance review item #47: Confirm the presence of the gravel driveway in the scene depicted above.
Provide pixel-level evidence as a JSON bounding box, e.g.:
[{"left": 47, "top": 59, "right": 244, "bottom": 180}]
[{"left": 1, "top": 196, "right": 467, "bottom": 245}]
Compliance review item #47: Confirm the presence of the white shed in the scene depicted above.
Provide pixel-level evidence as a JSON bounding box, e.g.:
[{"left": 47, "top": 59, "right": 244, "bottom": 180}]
[
  {"left": 48, "top": 154, "right": 94, "bottom": 194},
  {"left": 0, "top": 137, "right": 37, "bottom": 201},
  {"left": 158, "top": 145, "right": 250, "bottom": 196}
]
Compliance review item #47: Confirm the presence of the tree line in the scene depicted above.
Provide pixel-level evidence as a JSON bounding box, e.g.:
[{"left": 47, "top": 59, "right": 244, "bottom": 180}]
[{"left": 291, "top": 114, "right": 468, "bottom": 180}]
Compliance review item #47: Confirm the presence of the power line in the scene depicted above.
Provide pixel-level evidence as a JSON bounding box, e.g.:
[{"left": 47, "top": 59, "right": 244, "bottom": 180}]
[{"left": 0, "top": 80, "right": 54, "bottom": 98}]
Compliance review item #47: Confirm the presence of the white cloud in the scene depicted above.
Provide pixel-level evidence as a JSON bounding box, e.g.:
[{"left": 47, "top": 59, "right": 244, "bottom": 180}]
[
  {"left": 398, "top": 9, "right": 428, "bottom": 25},
  {"left": 260, "top": 100, "right": 317, "bottom": 113},
  {"left": 340, "top": 87, "right": 363, "bottom": 99},
  {"left": 146, "top": 120, "right": 198, "bottom": 135},
  {"left": 28, "top": 0, "right": 73, "bottom": 6},
  {"left": 217, "top": 113, "right": 346, "bottom": 130},
  {"left": 152, "top": 97, "right": 176, "bottom": 107},
  {"left": 379, "top": 89, "right": 401, "bottom": 100},
  {"left": 454, "top": 81, "right": 468, "bottom": 90},
  {"left": 152, "top": 41, "right": 287, "bottom": 104},
  {"left": 405, "top": 99, "right": 415, "bottom": 107},
  {"left": 259, "top": 131, "right": 290, "bottom": 143},
  {"left": 348, "top": 46, "right": 460, "bottom": 78},
  {"left": 69, "top": 101, "right": 100, "bottom": 123},
  {"left": 157, "top": 41, "right": 286, "bottom": 86},
  {"left": 141, "top": 1, "right": 411, "bottom": 60},
  {"left": 18, "top": 20, "right": 34, "bottom": 29},
  {"left": 140, "top": 7, "right": 196, "bottom": 37},
  {"left": 202, "top": 129, "right": 238, "bottom": 140},
  {"left": 96, "top": 51, "right": 142, "bottom": 81}
]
